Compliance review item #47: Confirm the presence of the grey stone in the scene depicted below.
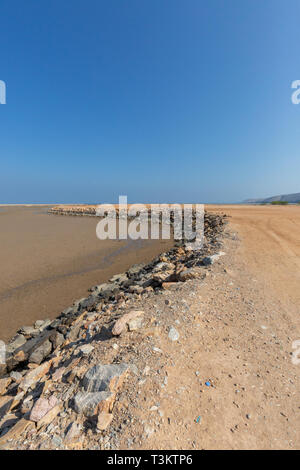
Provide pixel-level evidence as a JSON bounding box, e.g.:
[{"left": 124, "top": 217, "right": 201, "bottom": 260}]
[
  {"left": 120, "top": 278, "right": 133, "bottom": 288},
  {"left": 19, "top": 326, "right": 39, "bottom": 337},
  {"left": 109, "top": 273, "right": 128, "bottom": 284},
  {"left": 94, "top": 283, "right": 119, "bottom": 299},
  {"left": 35, "top": 319, "right": 52, "bottom": 331},
  {"left": 128, "top": 285, "right": 144, "bottom": 295},
  {"left": 67, "top": 323, "right": 82, "bottom": 342},
  {"left": 7, "top": 334, "right": 26, "bottom": 354},
  {"left": 76, "top": 295, "right": 97, "bottom": 311},
  {"left": 49, "top": 330, "right": 65, "bottom": 349},
  {"left": 50, "top": 319, "right": 61, "bottom": 329},
  {"left": 29, "top": 338, "right": 52, "bottom": 364},
  {"left": 64, "top": 422, "right": 82, "bottom": 443},
  {"left": 10, "top": 371, "right": 23, "bottom": 382},
  {"left": 94, "top": 283, "right": 110, "bottom": 293},
  {"left": 153, "top": 262, "right": 175, "bottom": 273},
  {"left": 73, "top": 390, "right": 112, "bottom": 417},
  {"left": 102, "top": 287, "right": 120, "bottom": 299},
  {"left": 202, "top": 252, "right": 226, "bottom": 266},
  {"left": 52, "top": 435, "right": 63, "bottom": 448},
  {"left": 12, "top": 330, "right": 52, "bottom": 364},
  {"left": 86, "top": 312, "right": 99, "bottom": 321},
  {"left": 127, "top": 263, "right": 145, "bottom": 277},
  {"left": 61, "top": 306, "right": 75, "bottom": 316},
  {"left": 78, "top": 344, "right": 94, "bottom": 356},
  {"left": 82, "top": 363, "right": 129, "bottom": 393},
  {"left": 73, "top": 298, "right": 86, "bottom": 308},
  {"left": 141, "top": 278, "right": 155, "bottom": 288},
  {"left": 128, "top": 317, "right": 143, "bottom": 331},
  {"left": 0, "top": 363, "right": 7, "bottom": 378}
]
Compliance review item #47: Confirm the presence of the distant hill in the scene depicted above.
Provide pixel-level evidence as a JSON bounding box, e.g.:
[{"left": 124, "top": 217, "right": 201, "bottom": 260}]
[{"left": 244, "top": 192, "right": 300, "bottom": 204}]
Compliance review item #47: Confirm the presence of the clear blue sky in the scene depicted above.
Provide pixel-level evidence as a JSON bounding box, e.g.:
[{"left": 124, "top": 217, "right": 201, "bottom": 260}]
[{"left": 0, "top": 0, "right": 299, "bottom": 203}]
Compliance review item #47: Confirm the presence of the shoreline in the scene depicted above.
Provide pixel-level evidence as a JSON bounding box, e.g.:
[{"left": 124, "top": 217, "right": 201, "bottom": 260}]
[
  {"left": 0, "top": 210, "right": 227, "bottom": 379},
  {"left": 0, "top": 206, "right": 173, "bottom": 343}
]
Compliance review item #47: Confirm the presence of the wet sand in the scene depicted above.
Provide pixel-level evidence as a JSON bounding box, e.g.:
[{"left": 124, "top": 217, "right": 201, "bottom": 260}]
[{"left": 0, "top": 206, "right": 173, "bottom": 342}]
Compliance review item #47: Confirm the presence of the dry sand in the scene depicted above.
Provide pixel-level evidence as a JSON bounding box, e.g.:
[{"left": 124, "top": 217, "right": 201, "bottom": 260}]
[
  {"left": 209, "top": 204, "right": 300, "bottom": 320},
  {"left": 114, "top": 204, "right": 300, "bottom": 449}
]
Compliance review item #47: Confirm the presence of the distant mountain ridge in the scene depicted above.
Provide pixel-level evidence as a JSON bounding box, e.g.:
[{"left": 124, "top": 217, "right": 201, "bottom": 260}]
[{"left": 244, "top": 192, "right": 300, "bottom": 204}]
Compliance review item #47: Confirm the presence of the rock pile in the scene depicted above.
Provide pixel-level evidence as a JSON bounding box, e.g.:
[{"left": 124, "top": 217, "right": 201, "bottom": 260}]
[{"left": 49, "top": 205, "right": 98, "bottom": 216}]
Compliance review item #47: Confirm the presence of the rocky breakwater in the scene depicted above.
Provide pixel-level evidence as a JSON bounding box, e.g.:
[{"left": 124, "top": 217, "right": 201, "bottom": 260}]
[
  {"left": 0, "top": 211, "right": 227, "bottom": 449},
  {"left": 49, "top": 205, "right": 99, "bottom": 216}
]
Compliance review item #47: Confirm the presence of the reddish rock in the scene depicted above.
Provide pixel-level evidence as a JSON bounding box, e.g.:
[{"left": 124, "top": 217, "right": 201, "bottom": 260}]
[
  {"left": 0, "top": 377, "right": 11, "bottom": 396},
  {"left": 97, "top": 412, "right": 113, "bottom": 430},
  {"left": 29, "top": 395, "right": 58, "bottom": 422},
  {"left": 52, "top": 367, "right": 66, "bottom": 382},
  {"left": 162, "top": 282, "right": 178, "bottom": 290},
  {"left": 37, "top": 404, "right": 61, "bottom": 430},
  {"left": 13, "top": 350, "right": 27, "bottom": 363},
  {"left": 112, "top": 311, "right": 144, "bottom": 336},
  {"left": 152, "top": 270, "right": 175, "bottom": 283},
  {"left": 0, "top": 392, "right": 24, "bottom": 419},
  {"left": 19, "top": 360, "right": 52, "bottom": 392},
  {"left": 0, "top": 418, "right": 35, "bottom": 446},
  {"left": 177, "top": 267, "right": 206, "bottom": 282}
]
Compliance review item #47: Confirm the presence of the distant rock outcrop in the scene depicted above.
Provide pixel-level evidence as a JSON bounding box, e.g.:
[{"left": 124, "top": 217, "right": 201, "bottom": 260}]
[{"left": 244, "top": 192, "right": 300, "bottom": 204}]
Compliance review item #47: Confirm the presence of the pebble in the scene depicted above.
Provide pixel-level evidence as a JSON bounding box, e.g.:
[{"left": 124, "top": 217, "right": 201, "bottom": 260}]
[
  {"left": 10, "top": 371, "right": 23, "bottom": 382},
  {"left": 143, "top": 366, "right": 151, "bottom": 375},
  {"left": 52, "top": 435, "right": 63, "bottom": 448},
  {"left": 78, "top": 344, "right": 94, "bottom": 356},
  {"left": 168, "top": 327, "right": 180, "bottom": 341},
  {"left": 150, "top": 406, "right": 159, "bottom": 411}
]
